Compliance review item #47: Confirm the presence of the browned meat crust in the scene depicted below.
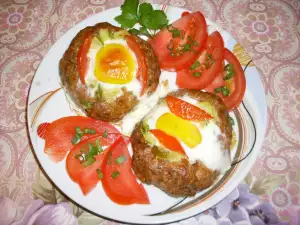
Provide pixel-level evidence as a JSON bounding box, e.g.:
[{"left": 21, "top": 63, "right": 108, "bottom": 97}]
[
  {"left": 59, "top": 22, "right": 160, "bottom": 122},
  {"left": 131, "top": 90, "right": 232, "bottom": 197}
]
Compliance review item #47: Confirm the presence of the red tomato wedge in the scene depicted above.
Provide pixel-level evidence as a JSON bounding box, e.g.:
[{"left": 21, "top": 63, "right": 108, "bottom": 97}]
[
  {"left": 166, "top": 95, "right": 213, "bottom": 121},
  {"left": 149, "top": 11, "right": 207, "bottom": 71},
  {"left": 43, "top": 116, "right": 120, "bottom": 163},
  {"left": 77, "top": 31, "right": 93, "bottom": 84},
  {"left": 150, "top": 129, "right": 186, "bottom": 155},
  {"left": 176, "top": 31, "right": 225, "bottom": 89},
  {"left": 66, "top": 135, "right": 114, "bottom": 195},
  {"left": 125, "top": 35, "right": 148, "bottom": 95},
  {"left": 102, "top": 137, "right": 150, "bottom": 205},
  {"left": 37, "top": 122, "right": 50, "bottom": 139},
  {"left": 206, "top": 49, "right": 246, "bottom": 110}
]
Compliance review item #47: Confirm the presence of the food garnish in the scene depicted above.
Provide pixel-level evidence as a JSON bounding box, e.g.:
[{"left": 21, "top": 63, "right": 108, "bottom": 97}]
[
  {"left": 166, "top": 95, "right": 213, "bottom": 121},
  {"left": 115, "top": 0, "right": 168, "bottom": 37}
]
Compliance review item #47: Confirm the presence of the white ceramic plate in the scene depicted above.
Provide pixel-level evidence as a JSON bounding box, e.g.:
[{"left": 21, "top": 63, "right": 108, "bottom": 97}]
[{"left": 27, "top": 5, "right": 267, "bottom": 224}]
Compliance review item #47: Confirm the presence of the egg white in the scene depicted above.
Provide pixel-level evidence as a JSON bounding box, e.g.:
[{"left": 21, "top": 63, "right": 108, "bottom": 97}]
[
  {"left": 141, "top": 96, "right": 231, "bottom": 173},
  {"left": 120, "top": 71, "right": 178, "bottom": 135},
  {"left": 85, "top": 38, "right": 141, "bottom": 101}
]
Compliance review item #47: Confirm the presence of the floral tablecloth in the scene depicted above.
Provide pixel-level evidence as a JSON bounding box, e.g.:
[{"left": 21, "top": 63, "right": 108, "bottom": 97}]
[{"left": 0, "top": 0, "right": 299, "bottom": 224}]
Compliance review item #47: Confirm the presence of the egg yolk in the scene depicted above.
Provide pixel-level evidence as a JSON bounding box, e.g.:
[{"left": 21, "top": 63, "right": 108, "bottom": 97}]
[
  {"left": 156, "top": 113, "right": 202, "bottom": 148},
  {"left": 94, "top": 44, "right": 135, "bottom": 84}
]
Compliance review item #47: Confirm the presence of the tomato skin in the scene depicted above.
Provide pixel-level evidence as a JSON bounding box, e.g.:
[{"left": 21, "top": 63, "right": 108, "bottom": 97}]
[
  {"left": 221, "top": 49, "right": 246, "bottom": 110},
  {"left": 43, "top": 116, "right": 120, "bottom": 162},
  {"left": 181, "top": 11, "right": 190, "bottom": 17},
  {"left": 102, "top": 137, "right": 150, "bottom": 205},
  {"left": 149, "top": 11, "right": 208, "bottom": 71},
  {"left": 77, "top": 32, "right": 93, "bottom": 84},
  {"left": 37, "top": 122, "right": 50, "bottom": 139},
  {"left": 125, "top": 35, "right": 148, "bottom": 95},
  {"left": 205, "top": 49, "right": 246, "bottom": 110},
  {"left": 166, "top": 95, "right": 213, "bottom": 121},
  {"left": 66, "top": 135, "right": 113, "bottom": 195},
  {"left": 150, "top": 129, "right": 186, "bottom": 155},
  {"left": 176, "top": 31, "right": 225, "bottom": 90}
]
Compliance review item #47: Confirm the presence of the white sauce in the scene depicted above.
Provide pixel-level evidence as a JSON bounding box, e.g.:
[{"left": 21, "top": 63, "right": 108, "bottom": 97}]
[{"left": 119, "top": 70, "right": 178, "bottom": 136}]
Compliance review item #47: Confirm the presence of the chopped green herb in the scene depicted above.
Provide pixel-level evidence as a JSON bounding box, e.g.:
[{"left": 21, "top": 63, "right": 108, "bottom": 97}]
[
  {"left": 88, "top": 143, "right": 98, "bottom": 157},
  {"left": 111, "top": 171, "right": 120, "bottom": 179},
  {"left": 96, "top": 169, "right": 103, "bottom": 179},
  {"left": 193, "top": 71, "right": 201, "bottom": 77},
  {"left": 115, "top": 155, "right": 126, "bottom": 164},
  {"left": 215, "top": 86, "right": 230, "bottom": 97},
  {"left": 83, "top": 157, "right": 96, "bottom": 167},
  {"left": 89, "top": 84, "right": 95, "bottom": 89},
  {"left": 75, "top": 127, "right": 84, "bottom": 136},
  {"left": 71, "top": 134, "right": 81, "bottom": 145},
  {"left": 182, "top": 43, "right": 191, "bottom": 52},
  {"left": 167, "top": 25, "right": 181, "bottom": 38},
  {"left": 229, "top": 117, "right": 235, "bottom": 126},
  {"left": 74, "top": 153, "right": 85, "bottom": 163},
  {"left": 102, "top": 129, "right": 108, "bottom": 138},
  {"left": 83, "top": 128, "right": 96, "bottom": 134},
  {"left": 95, "top": 139, "right": 103, "bottom": 153},
  {"left": 224, "top": 64, "right": 235, "bottom": 80},
  {"left": 192, "top": 41, "right": 198, "bottom": 46},
  {"left": 190, "top": 61, "right": 200, "bottom": 70},
  {"left": 204, "top": 53, "right": 215, "bottom": 68}
]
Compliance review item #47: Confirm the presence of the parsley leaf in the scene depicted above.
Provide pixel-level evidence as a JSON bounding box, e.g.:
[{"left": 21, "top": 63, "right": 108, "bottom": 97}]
[
  {"left": 121, "top": 0, "right": 139, "bottom": 15},
  {"left": 138, "top": 3, "right": 153, "bottom": 18},
  {"left": 115, "top": 0, "right": 168, "bottom": 34},
  {"left": 114, "top": 0, "right": 139, "bottom": 28},
  {"left": 150, "top": 10, "right": 168, "bottom": 29},
  {"left": 115, "top": 12, "right": 138, "bottom": 28}
]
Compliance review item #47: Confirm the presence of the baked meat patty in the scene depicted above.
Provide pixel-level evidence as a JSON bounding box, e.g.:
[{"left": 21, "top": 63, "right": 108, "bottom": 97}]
[
  {"left": 59, "top": 22, "right": 160, "bottom": 122},
  {"left": 131, "top": 90, "right": 232, "bottom": 197}
]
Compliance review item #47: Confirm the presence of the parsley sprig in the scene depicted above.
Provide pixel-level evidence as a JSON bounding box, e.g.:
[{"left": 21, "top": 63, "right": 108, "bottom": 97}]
[{"left": 115, "top": 0, "right": 168, "bottom": 37}]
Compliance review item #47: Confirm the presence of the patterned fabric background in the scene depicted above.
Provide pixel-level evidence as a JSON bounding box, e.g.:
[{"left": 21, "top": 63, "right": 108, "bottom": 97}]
[{"left": 0, "top": 0, "right": 299, "bottom": 224}]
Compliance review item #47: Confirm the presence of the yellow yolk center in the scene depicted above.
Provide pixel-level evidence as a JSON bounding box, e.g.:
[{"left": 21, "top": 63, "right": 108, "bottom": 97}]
[
  {"left": 94, "top": 44, "right": 135, "bottom": 84},
  {"left": 156, "top": 112, "right": 202, "bottom": 148}
]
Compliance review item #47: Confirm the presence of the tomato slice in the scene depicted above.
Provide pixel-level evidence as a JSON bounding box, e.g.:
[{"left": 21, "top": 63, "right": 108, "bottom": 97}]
[
  {"left": 166, "top": 95, "right": 213, "bottom": 121},
  {"left": 149, "top": 11, "right": 207, "bottom": 71},
  {"left": 150, "top": 129, "right": 186, "bottom": 155},
  {"left": 176, "top": 31, "right": 225, "bottom": 89},
  {"left": 102, "top": 137, "right": 150, "bottom": 205},
  {"left": 66, "top": 135, "right": 114, "bottom": 195},
  {"left": 77, "top": 31, "right": 93, "bottom": 84},
  {"left": 43, "top": 116, "right": 120, "bottom": 162},
  {"left": 125, "top": 35, "right": 148, "bottom": 95},
  {"left": 206, "top": 49, "right": 246, "bottom": 110},
  {"left": 181, "top": 11, "right": 190, "bottom": 17},
  {"left": 222, "top": 49, "right": 246, "bottom": 110}
]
